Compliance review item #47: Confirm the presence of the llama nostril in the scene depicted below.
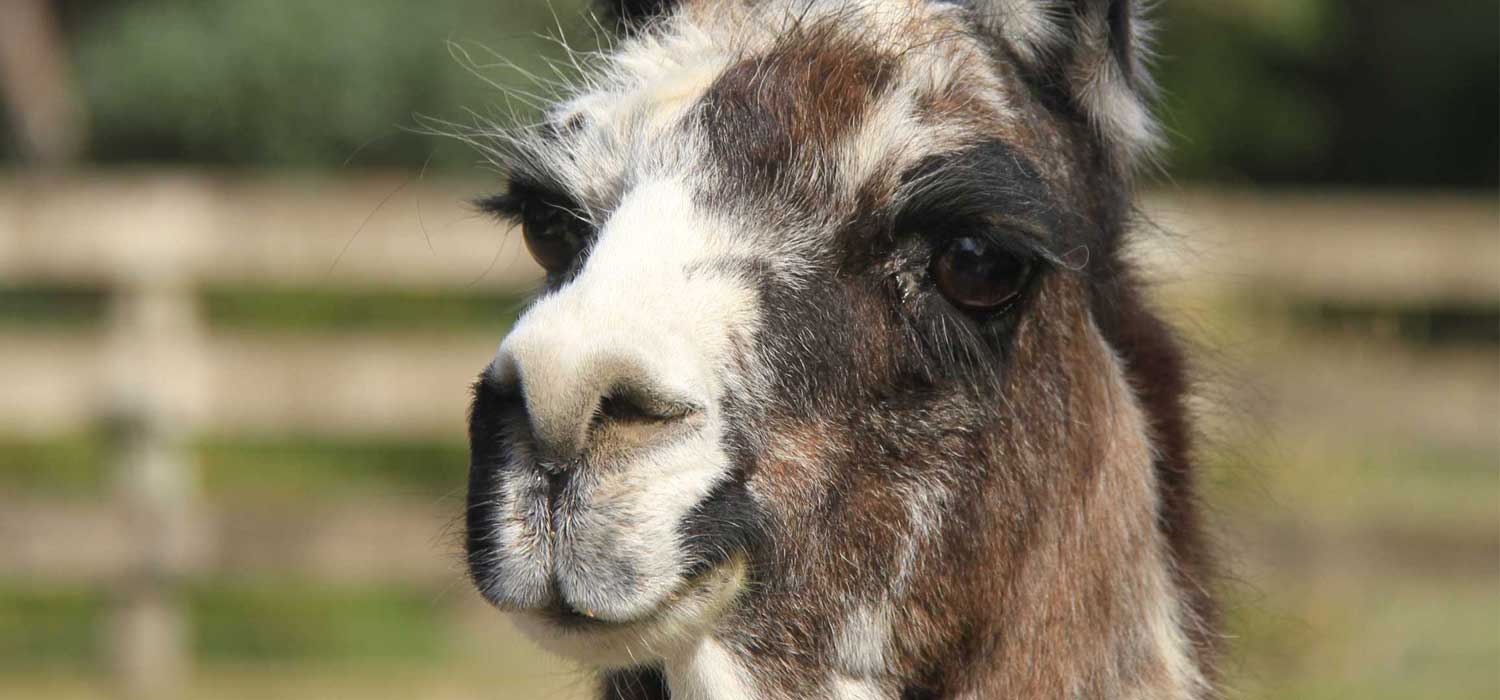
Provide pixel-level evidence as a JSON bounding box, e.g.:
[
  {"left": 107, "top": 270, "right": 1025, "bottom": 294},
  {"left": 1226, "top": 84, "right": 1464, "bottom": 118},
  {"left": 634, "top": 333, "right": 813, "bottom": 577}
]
[
  {"left": 584, "top": 384, "right": 702, "bottom": 453},
  {"left": 597, "top": 386, "right": 700, "bottom": 425},
  {"left": 497, "top": 324, "right": 705, "bottom": 460},
  {"left": 543, "top": 463, "right": 573, "bottom": 514}
]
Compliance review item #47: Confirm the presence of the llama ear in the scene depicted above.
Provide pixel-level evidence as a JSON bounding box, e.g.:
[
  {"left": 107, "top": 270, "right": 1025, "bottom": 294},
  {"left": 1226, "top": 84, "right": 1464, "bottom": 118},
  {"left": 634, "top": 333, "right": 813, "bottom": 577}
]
[
  {"left": 597, "top": 0, "right": 679, "bottom": 30},
  {"left": 975, "top": 0, "right": 1158, "bottom": 164}
]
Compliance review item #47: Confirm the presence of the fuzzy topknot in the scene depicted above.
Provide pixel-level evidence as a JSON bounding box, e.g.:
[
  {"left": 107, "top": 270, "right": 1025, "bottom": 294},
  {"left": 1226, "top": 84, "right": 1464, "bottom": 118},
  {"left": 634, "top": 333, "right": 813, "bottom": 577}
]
[
  {"left": 976, "top": 0, "right": 1162, "bottom": 167},
  {"left": 597, "top": 0, "right": 1162, "bottom": 169}
]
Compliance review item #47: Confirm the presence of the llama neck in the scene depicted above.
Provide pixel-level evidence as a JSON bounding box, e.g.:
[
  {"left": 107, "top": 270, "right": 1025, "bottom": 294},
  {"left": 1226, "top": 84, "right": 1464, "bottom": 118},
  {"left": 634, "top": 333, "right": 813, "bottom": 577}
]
[
  {"left": 663, "top": 637, "right": 757, "bottom": 700},
  {"left": 958, "top": 337, "right": 1207, "bottom": 699}
]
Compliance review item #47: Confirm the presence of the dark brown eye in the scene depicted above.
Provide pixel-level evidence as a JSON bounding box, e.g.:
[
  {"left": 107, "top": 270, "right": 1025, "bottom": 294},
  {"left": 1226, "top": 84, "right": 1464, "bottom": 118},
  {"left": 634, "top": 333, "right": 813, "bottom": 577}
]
[
  {"left": 521, "top": 201, "right": 590, "bottom": 274},
  {"left": 932, "top": 236, "right": 1030, "bottom": 313}
]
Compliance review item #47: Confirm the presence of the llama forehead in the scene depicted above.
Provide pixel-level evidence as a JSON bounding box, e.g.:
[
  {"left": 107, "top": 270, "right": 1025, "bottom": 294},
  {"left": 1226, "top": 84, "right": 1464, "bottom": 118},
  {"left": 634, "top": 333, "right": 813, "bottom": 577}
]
[{"left": 525, "top": 0, "right": 1042, "bottom": 230}]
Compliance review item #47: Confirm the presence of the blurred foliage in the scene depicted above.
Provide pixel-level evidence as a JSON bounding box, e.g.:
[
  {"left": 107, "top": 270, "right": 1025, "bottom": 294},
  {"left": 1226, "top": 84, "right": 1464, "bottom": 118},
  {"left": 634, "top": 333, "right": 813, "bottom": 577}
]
[
  {"left": 0, "top": 584, "right": 105, "bottom": 671},
  {"left": 0, "top": 432, "right": 467, "bottom": 501},
  {"left": 0, "top": 0, "right": 1489, "bottom": 184},
  {"left": 0, "top": 284, "right": 527, "bottom": 333},
  {"left": 1154, "top": 0, "right": 1499, "bottom": 186},
  {"left": 190, "top": 582, "right": 446, "bottom": 662},
  {"left": 1219, "top": 572, "right": 1500, "bottom": 700},
  {"left": 0, "top": 432, "right": 108, "bottom": 497},
  {"left": 53, "top": 0, "right": 591, "bottom": 169},
  {"left": 0, "top": 581, "right": 447, "bottom": 670},
  {"left": 0, "top": 284, "right": 108, "bottom": 327},
  {"left": 196, "top": 435, "right": 467, "bottom": 501},
  {"left": 1277, "top": 298, "right": 1500, "bottom": 348}
]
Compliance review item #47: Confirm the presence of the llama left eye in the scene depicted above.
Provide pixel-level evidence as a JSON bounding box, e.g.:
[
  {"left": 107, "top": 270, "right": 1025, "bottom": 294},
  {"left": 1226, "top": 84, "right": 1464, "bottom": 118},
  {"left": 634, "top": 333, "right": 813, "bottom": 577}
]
[
  {"left": 932, "top": 236, "right": 1030, "bottom": 313},
  {"left": 521, "top": 202, "right": 590, "bottom": 274}
]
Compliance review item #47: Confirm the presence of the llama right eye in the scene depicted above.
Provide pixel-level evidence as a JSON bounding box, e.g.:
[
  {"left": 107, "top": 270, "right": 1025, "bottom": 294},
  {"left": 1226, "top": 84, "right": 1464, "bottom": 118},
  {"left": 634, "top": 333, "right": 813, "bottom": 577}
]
[
  {"left": 931, "top": 235, "right": 1030, "bottom": 314},
  {"left": 521, "top": 203, "right": 590, "bottom": 274}
]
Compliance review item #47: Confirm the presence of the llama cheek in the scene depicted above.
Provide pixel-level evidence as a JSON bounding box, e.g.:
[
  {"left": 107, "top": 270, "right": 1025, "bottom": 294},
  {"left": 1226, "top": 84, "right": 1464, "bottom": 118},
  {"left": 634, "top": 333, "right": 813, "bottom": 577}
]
[{"left": 750, "top": 420, "right": 841, "bottom": 519}]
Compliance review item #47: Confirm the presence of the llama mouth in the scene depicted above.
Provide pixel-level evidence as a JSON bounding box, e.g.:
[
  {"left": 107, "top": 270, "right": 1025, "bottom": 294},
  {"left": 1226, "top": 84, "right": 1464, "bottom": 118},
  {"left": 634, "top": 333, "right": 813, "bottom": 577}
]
[
  {"left": 539, "top": 598, "right": 618, "bottom": 629},
  {"left": 531, "top": 559, "right": 745, "bottom": 633}
]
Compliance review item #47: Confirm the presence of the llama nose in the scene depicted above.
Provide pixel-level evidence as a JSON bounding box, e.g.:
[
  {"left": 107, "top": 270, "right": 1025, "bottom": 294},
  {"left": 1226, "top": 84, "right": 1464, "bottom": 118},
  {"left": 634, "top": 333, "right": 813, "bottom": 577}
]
[{"left": 489, "top": 335, "right": 703, "bottom": 461}]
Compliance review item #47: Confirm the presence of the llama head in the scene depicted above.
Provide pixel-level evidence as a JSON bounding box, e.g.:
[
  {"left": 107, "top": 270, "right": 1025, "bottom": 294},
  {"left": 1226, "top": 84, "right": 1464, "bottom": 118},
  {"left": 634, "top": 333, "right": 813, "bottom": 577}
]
[{"left": 465, "top": 0, "right": 1209, "bottom": 696}]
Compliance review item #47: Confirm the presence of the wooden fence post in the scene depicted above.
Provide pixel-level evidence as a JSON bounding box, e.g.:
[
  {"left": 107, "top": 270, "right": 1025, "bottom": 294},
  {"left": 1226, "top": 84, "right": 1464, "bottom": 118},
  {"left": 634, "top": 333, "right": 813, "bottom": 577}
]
[{"left": 102, "top": 180, "right": 211, "bottom": 700}]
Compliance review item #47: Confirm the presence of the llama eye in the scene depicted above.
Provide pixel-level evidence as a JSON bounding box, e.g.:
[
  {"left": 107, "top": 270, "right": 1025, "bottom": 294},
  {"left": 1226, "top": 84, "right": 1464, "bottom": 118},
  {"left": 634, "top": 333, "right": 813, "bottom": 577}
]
[
  {"left": 931, "top": 236, "right": 1029, "bottom": 313},
  {"left": 521, "top": 202, "right": 590, "bottom": 274}
]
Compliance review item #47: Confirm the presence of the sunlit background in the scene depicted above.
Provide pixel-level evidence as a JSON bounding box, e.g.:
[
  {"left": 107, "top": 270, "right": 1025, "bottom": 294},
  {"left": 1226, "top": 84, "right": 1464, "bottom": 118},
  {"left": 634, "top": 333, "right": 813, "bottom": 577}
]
[{"left": 0, "top": 1, "right": 1495, "bottom": 698}]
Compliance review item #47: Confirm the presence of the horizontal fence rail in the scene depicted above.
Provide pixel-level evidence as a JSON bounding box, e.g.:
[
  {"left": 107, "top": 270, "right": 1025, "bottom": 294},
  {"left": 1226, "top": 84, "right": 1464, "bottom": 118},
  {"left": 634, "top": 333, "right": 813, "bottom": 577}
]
[
  {"left": 2, "top": 176, "right": 1494, "bottom": 297},
  {"left": 0, "top": 174, "right": 544, "bottom": 290}
]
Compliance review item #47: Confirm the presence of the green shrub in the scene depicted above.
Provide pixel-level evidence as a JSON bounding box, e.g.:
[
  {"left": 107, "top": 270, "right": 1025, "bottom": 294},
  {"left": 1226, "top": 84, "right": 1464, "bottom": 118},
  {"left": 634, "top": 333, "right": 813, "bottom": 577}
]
[
  {"left": 71, "top": 0, "right": 589, "bottom": 168},
  {"left": 29, "top": 0, "right": 1498, "bottom": 185}
]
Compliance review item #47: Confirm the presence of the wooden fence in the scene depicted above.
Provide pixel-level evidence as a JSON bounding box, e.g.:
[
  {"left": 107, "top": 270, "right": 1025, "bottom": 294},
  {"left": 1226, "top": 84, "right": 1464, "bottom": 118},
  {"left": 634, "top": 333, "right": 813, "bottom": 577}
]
[{"left": 0, "top": 173, "right": 1495, "bottom": 698}]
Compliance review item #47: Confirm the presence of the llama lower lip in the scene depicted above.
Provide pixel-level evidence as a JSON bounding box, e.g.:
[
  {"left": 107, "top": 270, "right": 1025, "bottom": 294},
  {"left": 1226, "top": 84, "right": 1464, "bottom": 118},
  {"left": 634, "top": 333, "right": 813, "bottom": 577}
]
[
  {"left": 541, "top": 599, "right": 619, "bottom": 629},
  {"left": 537, "top": 565, "right": 725, "bottom": 631},
  {"left": 538, "top": 594, "right": 668, "bottom": 630}
]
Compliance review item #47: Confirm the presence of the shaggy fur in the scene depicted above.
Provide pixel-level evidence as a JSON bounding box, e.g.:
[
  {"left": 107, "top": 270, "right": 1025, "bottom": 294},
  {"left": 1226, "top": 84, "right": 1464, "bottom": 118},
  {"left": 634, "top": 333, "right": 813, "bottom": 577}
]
[{"left": 464, "top": 1, "right": 1217, "bottom": 698}]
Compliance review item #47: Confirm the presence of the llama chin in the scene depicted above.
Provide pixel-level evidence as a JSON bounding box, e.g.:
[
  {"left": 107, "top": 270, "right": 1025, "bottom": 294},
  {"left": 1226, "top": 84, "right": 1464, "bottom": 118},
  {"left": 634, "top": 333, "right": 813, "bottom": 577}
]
[
  {"left": 510, "top": 557, "right": 750, "bottom": 667},
  {"left": 464, "top": 1, "right": 1217, "bottom": 698}
]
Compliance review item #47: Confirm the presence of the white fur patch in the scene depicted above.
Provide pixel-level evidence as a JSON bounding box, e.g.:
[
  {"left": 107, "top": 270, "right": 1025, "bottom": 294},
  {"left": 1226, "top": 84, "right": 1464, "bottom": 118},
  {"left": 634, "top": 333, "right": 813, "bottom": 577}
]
[
  {"left": 486, "top": 180, "right": 764, "bottom": 661},
  {"left": 987, "top": 0, "right": 1067, "bottom": 63},
  {"left": 978, "top": 0, "right": 1160, "bottom": 162},
  {"left": 832, "top": 602, "right": 895, "bottom": 677},
  {"left": 665, "top": 637, "right": 758, "bottom": 700},
  {"left": 1070, "top": 1, "right": 1160, "bottom": 160},
  {"left": 829, "top": 675, "right": 889, "bottom": 700}
]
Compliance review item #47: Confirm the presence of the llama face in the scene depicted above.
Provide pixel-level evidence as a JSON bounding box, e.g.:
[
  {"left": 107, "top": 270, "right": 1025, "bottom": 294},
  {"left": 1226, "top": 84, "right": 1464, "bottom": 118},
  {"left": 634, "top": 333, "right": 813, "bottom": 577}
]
[{"left": 465, "top": 0, "right": 1187, "bottom": 686}]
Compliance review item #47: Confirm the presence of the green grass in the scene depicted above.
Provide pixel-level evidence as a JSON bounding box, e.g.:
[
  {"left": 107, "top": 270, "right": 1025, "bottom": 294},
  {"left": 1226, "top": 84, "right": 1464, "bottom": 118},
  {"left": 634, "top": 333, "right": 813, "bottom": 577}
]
[
  {"left": 0, "top": 284, "right": 527, "bottom": 333},
  {"left": 0, "top": 433, "right": 110, "bottom": 497},
  {"left": 196, "top": 435, "right": 467, "bottom": 501},
  {"left": 0, "top": 285, "right": 110, "bottom": 327},
  {"left": 191, "top": 581, "right": 446, "bottom": 662},
  {"left": 0, "top": 434, "right": 467, "bottom": 501},
  {"left": 0, "top": 580, "right": 449, "bottom": 670},
  {"left": 1223, "top": 570, "right": 1499, "bottom": 700},
  {"left": 1274, "top": 297, "right": 1500, "bottom": 348},
  {"left": 0, "top": 584, "right": 107, "bottom": 671},
  {"left": 1206, "top": 437, "right": 1500, "bottom": 535}
]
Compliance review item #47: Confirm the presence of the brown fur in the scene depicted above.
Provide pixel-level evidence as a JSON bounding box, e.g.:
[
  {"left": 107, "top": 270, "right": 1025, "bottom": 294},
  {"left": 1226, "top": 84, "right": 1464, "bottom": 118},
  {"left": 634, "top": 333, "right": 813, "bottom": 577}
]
[{"left": 698, "top": 24, "right": 897, "bottom": 201}]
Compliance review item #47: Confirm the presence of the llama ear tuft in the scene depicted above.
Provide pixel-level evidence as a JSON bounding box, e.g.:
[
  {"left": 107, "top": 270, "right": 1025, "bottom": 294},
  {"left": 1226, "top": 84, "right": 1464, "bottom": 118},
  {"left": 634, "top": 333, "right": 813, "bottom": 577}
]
[
  {"left": 597, "top": 0, "right": 679, "bottom": 30},
  {"left": 974, "top": 0, "right": 1159, "bottom": 164}
]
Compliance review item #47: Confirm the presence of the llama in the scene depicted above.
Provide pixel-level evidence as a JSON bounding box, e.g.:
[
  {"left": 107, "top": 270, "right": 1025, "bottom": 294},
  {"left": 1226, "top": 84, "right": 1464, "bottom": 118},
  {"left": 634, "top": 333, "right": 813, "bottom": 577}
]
[{"left": 464, "top": 0, "right": 1217, "bottom": 697}]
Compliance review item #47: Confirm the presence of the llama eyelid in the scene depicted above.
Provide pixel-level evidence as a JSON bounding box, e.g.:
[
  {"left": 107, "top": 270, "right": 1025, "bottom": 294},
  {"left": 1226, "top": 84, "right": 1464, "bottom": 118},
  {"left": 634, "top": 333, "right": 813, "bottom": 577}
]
[
  {"left": 474, "top": 191, "right": 525, "bottom": 222},
  {"left": 892, "top": 140, "right": 1070, "bottom": 252},
  {"left": 899, "top": 216, "right": 1051, "bottom": 271},
  {"left": 477, "top": 182, "right": 591, "bottom": 228}
]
